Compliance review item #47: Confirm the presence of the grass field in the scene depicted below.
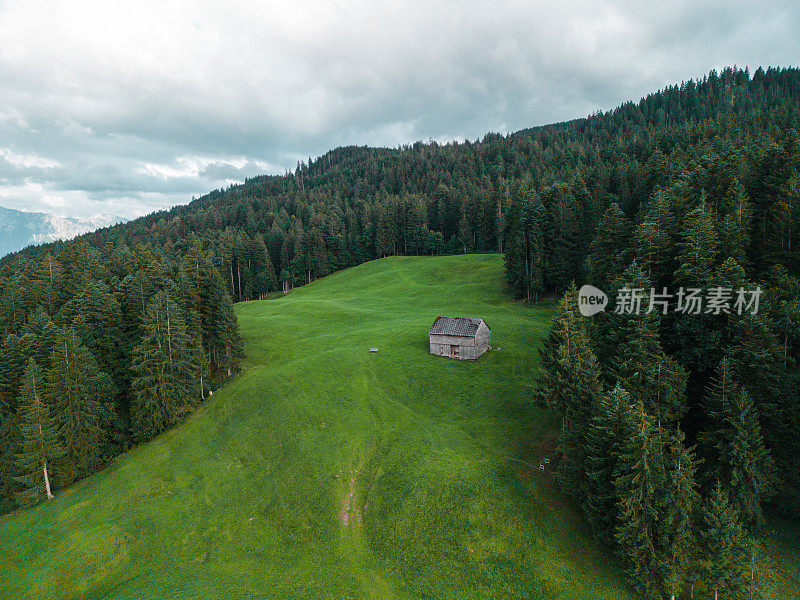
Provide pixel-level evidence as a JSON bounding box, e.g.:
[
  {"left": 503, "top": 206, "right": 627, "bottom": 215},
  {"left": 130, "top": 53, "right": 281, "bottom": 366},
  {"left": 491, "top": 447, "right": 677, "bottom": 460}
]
[{"left": 2, "top": 254, "right": 792, "bottom": 599}]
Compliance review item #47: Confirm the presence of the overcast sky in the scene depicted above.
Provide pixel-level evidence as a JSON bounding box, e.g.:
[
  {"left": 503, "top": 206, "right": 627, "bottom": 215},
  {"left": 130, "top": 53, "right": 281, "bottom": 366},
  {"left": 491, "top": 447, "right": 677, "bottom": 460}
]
[{"left": 0, "top": 0, "right": 798, "bottom": 219}]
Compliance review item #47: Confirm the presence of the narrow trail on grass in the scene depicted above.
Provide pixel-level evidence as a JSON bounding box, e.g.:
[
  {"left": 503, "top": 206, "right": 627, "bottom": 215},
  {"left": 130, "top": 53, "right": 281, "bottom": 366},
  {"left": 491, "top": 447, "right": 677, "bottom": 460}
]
[{"left": 341, "top": 471, "right": 362, "bottom": 530}]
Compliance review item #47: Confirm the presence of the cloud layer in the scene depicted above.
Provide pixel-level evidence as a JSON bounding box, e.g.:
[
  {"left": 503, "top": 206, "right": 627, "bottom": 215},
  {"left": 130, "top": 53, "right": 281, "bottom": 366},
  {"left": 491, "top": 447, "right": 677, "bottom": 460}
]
[{"left": 0, "top": 0, "right": 798, "bottom": 218}]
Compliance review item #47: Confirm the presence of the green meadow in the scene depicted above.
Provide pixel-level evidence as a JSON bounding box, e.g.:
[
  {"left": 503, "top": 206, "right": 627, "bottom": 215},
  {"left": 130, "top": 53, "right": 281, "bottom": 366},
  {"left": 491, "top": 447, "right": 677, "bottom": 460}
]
[
  {"left": 5, "top": 254, "right": 794, "bottom": 599},
  {"left": 0, "top": 255, "right": 632, "bottom": 598}
]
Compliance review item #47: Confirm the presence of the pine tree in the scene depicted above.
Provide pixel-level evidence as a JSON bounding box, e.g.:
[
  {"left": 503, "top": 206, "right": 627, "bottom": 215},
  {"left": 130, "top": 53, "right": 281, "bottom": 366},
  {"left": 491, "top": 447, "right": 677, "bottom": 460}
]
[
  {"left": 613, "top": 400, "right": 662, "bottom": 597},
  {"left": 14, "top": 359, "right": 62, "bottom": 506},
  {"left": 718, "top": 179, "right": 753, "bottom": 266},
  {"left": 0, "top": 271, "right": 36, "bottom": 333},
  {"left": 48, "top": 328, "right": 112, "bottom": 485},
  {"left": 767, "top": 167, "right": 800, "bottom": 268},
  {"left": 610, "top": 305, "right": 688, "bottom": 426},
  {"left": 542, "top": 184, "right": 583, "bottom": 294},
  {"left": 20, "top": 309, "right": 58, "bottom": 370},
  {"left": 634, "top": 188, "right": 678, "bottom": 287},
  {"left": 60, "top": 280, "right": 124, "bottom": 378},
  {"left": 208, "top": 273, "right": 243, "bottom": 378},
  {"left": 504, "top": 189, "right": 545, "bottom": 301},
  {"left": 585, "top": 202, "right": 633, "bottom": 290},
  {"left": 536, "top": 282, "right": 604, "bottom": 499},
  {"left": 676, "top": 202, "right": 718, "bottom": 285},
  {"left": 0, "top": 334, "right": 28, "bottom": 409},
  {"left": 655, "top": 427, "right": 699, "bottom": 600},
  {"left": 130, "top": 291, "right": 202, "bottom": 442},
  {"left": 183, "top": 253, "right": 244, "bottom": 377},
  {"left": 175, "top": 272, "right": 211, "bottom": 404},
  {"left": 699, "top": 481, "right": 749, "bottom": 600},
  {"left": 57, "top": 238, "right": 107, "bottom": 299},
  {"left": 0, "top": 393, "right": 18, "bottom": 504},
  {"left": 724, "top": 388, "right": 774, "bottom": 530},
  {"left": 28, "top": 252, "right": 64, "bottom": 314},
  {"left": 599, "top": 263, "right": 688, "bottom": 425},
  {"left": 250, "top": 232, "right": 277, "bottom": 299},
  {"left": 698, "top": 359, "right": 774, "bottom": 530},
  {"left": 583, "top": 385, "right": 637, "bottom": 542}
]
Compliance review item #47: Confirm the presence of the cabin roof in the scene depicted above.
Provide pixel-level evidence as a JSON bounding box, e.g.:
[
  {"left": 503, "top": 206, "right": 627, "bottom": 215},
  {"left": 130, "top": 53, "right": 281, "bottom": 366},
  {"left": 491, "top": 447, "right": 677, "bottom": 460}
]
[{"left": 428, "top": 316, "right": 488, "bottom": 337}]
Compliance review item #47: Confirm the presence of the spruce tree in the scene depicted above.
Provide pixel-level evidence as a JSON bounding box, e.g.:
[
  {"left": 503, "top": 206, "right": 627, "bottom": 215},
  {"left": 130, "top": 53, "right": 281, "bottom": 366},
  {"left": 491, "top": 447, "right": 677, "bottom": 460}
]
[
  {"left": 633, "top": 187, "right": 677, "bottom": 287},
  {"left": 676, "top": 202, "right": 718, "bottom": 285},
  {"left": 585, "top": 202, "right": 633, "bottom": 291},
  {"left": 542, "top": 184, "right": 583, "bottom": 294},
  {"left": 14, "top": 359, "right": 62, "bottom": 506},
  {"left": 504, "top": 190, "right": 545, "bottom": 301},
  {"left": 48, "top": 328, "right": 112, "bottom": 485},
  {"left": 610, "top": 308, "right": 688, "bottom": 426},
  {"left": 718, "top": 179, "right": 753, "bottom": 267},
  {"left": 208, "top": 272, "right": 243, "bottom": 377},
  {"left": 655, "top": 427, "right": 699, "bottom": 600},
  {"left": 583, "top": 385, "right": 637, "bottom": 542},
  {"left": 767, "top": 167, "right": 800, "bottom": 268},
  {"left": 0, "top": 394, "right": 18, "bottom": 504},
  {"left": 28, "top": 251, "right": 64, "bottom": 314},
  {"left": 613, "top": 400, "right": 662, "bottom": 597},
  {"left": 130, "top": 291, "right": 202, "bottom": 441},
  {"left": 602, "top": 263, "right": 689, "bottom": 425},
  {"left": 536, "top": 282, "right": 603, "bottom": 499},
  {"left": 20, "top": 309, "right": 58, "bottom": 370},
  {"left": 0, "top": 333, "right": 28, "bottom": 410},
  {"left": 698, "top": 359, "right": 774, "bottom": 530},
  {"left": 60, "top": 280, "right": 124, "bottom": 378},
  {"left": 699, "top": 481, "right": 749, "bottom": 600}
]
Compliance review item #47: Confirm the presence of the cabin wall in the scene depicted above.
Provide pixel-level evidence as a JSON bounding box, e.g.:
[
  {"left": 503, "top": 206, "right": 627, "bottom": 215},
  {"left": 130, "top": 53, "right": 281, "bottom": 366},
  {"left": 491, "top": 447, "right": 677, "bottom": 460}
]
[
  {"left": 429, "top": 334, "right": 477, "bottom": 359},
  {"left": 473, "top": 322, "right": 491, "bottom": 358}
]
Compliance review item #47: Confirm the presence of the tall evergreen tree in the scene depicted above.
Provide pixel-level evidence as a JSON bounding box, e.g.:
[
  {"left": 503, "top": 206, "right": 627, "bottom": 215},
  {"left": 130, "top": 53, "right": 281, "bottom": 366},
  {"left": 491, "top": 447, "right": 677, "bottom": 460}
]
[
  {"left": 583, "top": 385, "right": 636, "bottom": 542},
  {"left": 48, "top": 328, "right": 112, "bottom": 485},
  {"left": 14, "top": 359, "right": 62, "bottom": 506},
  {"left": 718, "top": 179, "right": 753, "bottom": 267},
  {"left": 607, "top": 277, "right": 688, "bottom": 425},
  {"left": 699, "top": 481, "right": 749, "bottom": 600},
  {"left": 634, "top": 188, "right": 678, "bottom": 287},
  {"left": 585, "top": 202, "right": 633, "bottom": 290},
  {"left": 130, "top": 291, "right": 202, "bottom": 442},
  {"left": 613, "top": 400, "right": 662, "bottom": 598},
  {"left": 504, "top": 189, "right": 545, "bottom": 301},
  {"left": 698, "top": 359, "right": 774, "bottom": 530},
  {"left": 0, "top": 390, "right": 18, "bottom": 505},
  {"left": 655, "top": 427, "right": 699, "bottom": 600},
  {"left": 536, "top": 282, "right": 603, "bottom": 499},
  {"left": 676, "top": 202, "right": 718, "bottom": 285}
]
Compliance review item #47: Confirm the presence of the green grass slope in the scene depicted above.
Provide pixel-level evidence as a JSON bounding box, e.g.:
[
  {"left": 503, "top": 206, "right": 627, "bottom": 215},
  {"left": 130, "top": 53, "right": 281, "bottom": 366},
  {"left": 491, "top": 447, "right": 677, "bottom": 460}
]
[{"left": 0, "top": 255, "right": 637, "bottom": 599}]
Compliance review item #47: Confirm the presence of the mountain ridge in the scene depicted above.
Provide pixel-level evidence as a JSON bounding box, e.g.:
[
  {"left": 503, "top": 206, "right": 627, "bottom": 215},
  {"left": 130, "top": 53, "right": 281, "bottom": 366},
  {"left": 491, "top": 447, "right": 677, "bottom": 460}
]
[{"left": 0, "top": 205, "right": 126, "bottom": 258}]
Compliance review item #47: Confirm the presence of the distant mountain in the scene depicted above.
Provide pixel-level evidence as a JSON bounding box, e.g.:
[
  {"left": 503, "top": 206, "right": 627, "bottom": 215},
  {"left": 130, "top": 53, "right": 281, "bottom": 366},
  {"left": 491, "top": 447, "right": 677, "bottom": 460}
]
[{"left": 0, "top": 205, "right": 126, "bottom": 258}]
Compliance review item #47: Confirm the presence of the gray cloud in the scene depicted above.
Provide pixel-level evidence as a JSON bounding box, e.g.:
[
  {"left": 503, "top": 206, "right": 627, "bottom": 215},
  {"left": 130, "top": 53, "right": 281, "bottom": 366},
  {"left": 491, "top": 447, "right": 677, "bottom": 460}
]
[{"left": 0, "top": 0, "right": 798, "bottom": 218}]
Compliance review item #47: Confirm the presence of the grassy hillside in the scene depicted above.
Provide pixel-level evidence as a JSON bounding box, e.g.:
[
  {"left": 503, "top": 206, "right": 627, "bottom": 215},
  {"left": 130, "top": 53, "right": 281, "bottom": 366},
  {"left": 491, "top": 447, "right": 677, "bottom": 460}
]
[{"left": 0, "top": 255, "right": 635, "bottom": 599}]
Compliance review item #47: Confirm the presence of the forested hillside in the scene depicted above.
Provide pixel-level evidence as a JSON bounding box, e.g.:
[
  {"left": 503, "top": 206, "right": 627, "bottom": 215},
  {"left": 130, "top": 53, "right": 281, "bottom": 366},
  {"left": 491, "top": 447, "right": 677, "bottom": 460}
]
[
  {"left": 0, "top": 66, "right": 798, "bottom": 595},
  {"left": 0, "top": 238, "right": 243, "bottom": 510}
]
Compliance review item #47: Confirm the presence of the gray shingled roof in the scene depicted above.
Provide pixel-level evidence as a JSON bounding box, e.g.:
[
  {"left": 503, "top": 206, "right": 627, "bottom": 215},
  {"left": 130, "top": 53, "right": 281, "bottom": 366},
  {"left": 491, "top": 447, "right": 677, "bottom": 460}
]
[{"left": 429, "top": 316, "right": 487, "bottom": 337}]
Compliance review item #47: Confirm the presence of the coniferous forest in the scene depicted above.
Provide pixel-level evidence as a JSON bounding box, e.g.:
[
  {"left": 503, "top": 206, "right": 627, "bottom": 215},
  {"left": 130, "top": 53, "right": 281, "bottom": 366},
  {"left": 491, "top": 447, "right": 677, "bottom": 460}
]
[{"left": 1, "top": 66, "right": 799, "bottom": 597}]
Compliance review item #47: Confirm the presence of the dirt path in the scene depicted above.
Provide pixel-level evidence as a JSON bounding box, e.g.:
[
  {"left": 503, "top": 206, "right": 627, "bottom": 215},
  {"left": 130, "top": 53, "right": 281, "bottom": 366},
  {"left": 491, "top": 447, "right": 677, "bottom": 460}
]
[{"left": 341, "top": 472, "right": 362, "bottom": 529}]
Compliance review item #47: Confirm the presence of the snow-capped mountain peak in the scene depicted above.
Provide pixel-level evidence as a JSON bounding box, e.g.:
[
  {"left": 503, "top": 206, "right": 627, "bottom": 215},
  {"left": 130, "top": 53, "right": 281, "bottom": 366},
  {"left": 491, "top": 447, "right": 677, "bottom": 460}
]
[{"left": 0, "top": 205, "right": 127, "bottom": 258}]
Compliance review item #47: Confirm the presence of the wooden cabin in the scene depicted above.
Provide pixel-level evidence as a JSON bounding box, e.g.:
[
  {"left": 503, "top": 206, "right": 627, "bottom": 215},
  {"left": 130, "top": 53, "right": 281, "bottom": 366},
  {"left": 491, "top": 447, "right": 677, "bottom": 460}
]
[{"left": 428, "top": 316, "right": 491, "bottom": 360}]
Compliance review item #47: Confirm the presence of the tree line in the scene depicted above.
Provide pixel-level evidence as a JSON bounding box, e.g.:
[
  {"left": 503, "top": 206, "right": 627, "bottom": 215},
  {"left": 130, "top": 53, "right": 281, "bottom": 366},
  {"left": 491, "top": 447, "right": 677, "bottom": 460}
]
[
  {"left": 0, "top": 238, "right": 242, "bottom": 509},
  {"left": 538, "top": 282, "right": 781, "bottom": 598},
  {"left": 523, "top": 69, "right": 800, "bottom": 596}
]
